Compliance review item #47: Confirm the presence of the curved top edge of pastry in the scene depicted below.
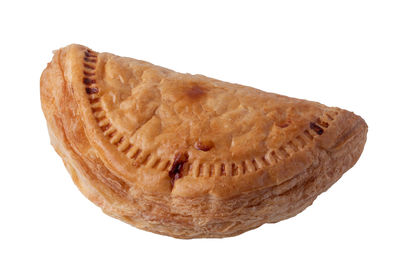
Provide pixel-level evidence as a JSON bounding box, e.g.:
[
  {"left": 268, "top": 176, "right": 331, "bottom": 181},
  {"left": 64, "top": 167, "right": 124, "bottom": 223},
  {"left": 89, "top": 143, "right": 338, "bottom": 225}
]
[{"left": 43, "top": 44, "right": 367, "bottom": 198}]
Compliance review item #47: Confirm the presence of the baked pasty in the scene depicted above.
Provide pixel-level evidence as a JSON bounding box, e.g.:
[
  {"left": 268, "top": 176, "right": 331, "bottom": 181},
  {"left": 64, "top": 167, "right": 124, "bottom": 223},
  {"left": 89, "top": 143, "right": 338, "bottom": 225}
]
[{"left": 40, "top": 44, "right": 367, "bottom": 238}]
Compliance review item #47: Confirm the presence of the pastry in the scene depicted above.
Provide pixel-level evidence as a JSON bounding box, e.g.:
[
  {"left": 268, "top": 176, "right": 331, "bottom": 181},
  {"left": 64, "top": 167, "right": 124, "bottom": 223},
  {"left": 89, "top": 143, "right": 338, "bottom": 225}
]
[{"left": 40, "top": 44, "right": 367, "bottom": 238}]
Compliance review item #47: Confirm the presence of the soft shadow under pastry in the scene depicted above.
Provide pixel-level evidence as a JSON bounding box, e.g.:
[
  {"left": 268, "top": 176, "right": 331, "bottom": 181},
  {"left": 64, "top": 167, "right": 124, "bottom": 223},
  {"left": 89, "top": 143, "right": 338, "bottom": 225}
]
[{"left": 40, "top": 44, "right": 367, "bottom": 238}]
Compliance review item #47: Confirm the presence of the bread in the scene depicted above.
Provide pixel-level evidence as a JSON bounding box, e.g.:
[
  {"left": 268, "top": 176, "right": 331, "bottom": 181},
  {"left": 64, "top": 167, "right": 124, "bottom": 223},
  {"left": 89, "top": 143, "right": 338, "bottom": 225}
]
[{"left": 40, "top": 44, "right": 367, "bottom": 238}]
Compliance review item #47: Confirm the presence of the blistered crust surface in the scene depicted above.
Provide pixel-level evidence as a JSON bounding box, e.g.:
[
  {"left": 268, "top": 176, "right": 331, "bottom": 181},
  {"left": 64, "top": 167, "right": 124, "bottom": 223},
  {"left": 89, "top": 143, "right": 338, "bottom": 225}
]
[{"left": 98, "top": 52, "right": 328, "bottom": 160}]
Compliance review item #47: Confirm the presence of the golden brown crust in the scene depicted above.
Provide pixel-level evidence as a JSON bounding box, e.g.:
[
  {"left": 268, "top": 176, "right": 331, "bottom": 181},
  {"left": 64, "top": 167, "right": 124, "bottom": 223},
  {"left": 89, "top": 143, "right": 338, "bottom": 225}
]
[{"left": 40, "top": 44, "right": 367, "bottom": 238}]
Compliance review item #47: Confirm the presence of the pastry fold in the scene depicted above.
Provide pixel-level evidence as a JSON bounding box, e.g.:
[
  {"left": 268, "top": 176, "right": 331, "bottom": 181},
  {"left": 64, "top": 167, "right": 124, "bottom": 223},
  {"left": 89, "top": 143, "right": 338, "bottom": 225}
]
[{"left": 40, "top": 44, "right": 367, "bottom": 238}]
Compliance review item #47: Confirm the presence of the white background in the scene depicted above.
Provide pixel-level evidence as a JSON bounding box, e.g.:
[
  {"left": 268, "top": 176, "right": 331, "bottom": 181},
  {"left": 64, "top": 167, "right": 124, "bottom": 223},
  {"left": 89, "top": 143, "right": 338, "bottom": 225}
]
[{"left": 0, "top": 1, "right": 399, "bottom": 266}]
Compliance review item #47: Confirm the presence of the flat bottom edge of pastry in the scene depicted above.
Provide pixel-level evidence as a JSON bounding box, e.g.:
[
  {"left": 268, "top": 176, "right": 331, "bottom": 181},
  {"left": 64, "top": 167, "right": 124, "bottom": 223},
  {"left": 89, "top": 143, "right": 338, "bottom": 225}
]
[{"left": 40, "top": 44, "right": 368, "bottom": 239}]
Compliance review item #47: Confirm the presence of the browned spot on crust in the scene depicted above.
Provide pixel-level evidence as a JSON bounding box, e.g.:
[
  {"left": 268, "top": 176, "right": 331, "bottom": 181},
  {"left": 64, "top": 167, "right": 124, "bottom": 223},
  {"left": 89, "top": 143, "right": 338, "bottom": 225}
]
[
  {"left": 194, "top": 140, "right": 214, "bottom": 151},
  {"left": 86, "top": 87, "right": 99, "bottom": 94},
  {"left": 187, "top": 84, "right": 206, "bottom": 99},
  {"left": 277, "top": 119, "right": 292, "bottom": 128},
  {"left": 115, "top": 136, "right": 125, "bottom": 146},
  {"left": 85, "top": 50, "right": 96, "bottom": 57},
  {"left": 83, "top": 78, "right": 96, "bottom": 85},
  {"left": 310, "top": 122, "right": 324, "bottom": 135},
  {"left": 221, "top": 164, "right": 226, "bottom": 176},
  {"left": 169, "top": 152, "right": 189, "bottom": 186},
  {"left": 101, "top": 124, "right": 111, "bottom": 131},
  {"left": 277, "top": 123, "right": 289, "bottom": 128},
  {"left": 83, "top": 71, "right": 95, "bottom": 76},
  {"left": 317, "top": 118, "right": 329, "bottom": 128},
  {"left": 84, "top": 57, "right": 97, "bottom": 63},
  {"left": 83, "top": 63, "right": 95, "bottom": 70}
]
